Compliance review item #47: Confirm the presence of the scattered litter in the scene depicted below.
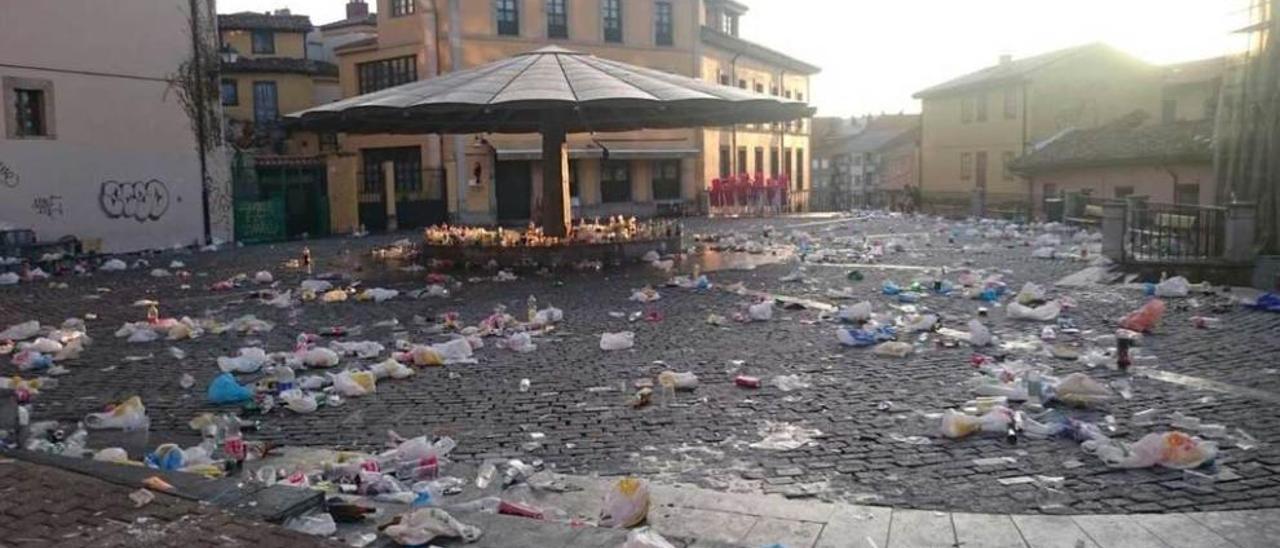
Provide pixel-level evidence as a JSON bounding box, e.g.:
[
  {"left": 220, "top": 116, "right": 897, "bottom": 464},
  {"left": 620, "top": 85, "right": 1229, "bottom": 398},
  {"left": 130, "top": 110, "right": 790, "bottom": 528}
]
[
  {"left": 770, "top": 374, "right": 811, "bottom": 392},
  {"left": 600, "top": 331, "right": 635, "bottom": 351},
  {"left": 599, "top": 477, "right": 650, "bottom": 528},
  {"left": 873, "top": 341, "right": 913, "bottom": 357},
  {"left": 129, "top": 489, "right": 156, "bottom": 508},
  {"left": 750, "top": 421, "right": 822, "bottom": 450}
]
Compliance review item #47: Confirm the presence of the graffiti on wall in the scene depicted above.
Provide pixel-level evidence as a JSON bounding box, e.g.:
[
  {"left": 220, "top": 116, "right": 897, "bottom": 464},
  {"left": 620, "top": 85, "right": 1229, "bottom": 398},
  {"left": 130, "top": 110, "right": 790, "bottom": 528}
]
[
  {"left": 0, "top": 161, "right": 19, "bottom": 189},
  {"left": 99, "top": 179, "right": 171, "bottom": 222},
  {"left": 31, "top": 195, "right": 64, "bottom": 218}
]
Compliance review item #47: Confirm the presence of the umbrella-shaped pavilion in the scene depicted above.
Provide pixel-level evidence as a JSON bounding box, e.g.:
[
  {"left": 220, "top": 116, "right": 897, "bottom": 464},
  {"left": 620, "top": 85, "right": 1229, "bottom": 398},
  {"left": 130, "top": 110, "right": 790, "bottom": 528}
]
[{"left": 289, "top": 46, "right": 813, "bottom": 238}]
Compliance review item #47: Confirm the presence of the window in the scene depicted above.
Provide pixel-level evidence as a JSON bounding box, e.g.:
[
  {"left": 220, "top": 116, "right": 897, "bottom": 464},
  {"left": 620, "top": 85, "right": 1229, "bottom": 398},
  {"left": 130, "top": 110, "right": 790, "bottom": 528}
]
[
  {"left": 1175, "top": 184, "right": 1200, "bottom": 205},
  {"left": 719, "top": 146, "right": 732, "bottom": 177},
  {"left": 737, "top": 147, "right": 747, "bottom": 174},
  {"left": 1043, "top": 183, "right": 1057, "bottom": 199},
  {"left": 13, "top": 88, "right": 46, "bottom": 137},
  {"left": 753, "top": 82, "right": 763, "bottom": 94},
  {"left": 976, "top": 93, "right": 988, "bottom": 122},
  {"left": 362, "top": 147, "right": 422, "bottom": 196},
  {"left": 754, "top": 147, "right": 764, "bottom": 175},
  {"left": 600, "top": 160, "right": 631, "bottom": 202},
  {"left": 718, "top": 73, "right": 730, "bottom": 86},
  {"left": 251, "top": 30, "right": 274, "bottom": 54},
  {"left": 797, "top": 92, "right": 804, "bottom": 102},
  {"left": 319, "top": 132, "right": 339, "bottom": 152},
  {"left": 5, "top": 77, "right": 54, "bottom": 139},
  {"left": 602, "top": 0, "right": 623, "bottom": 43},
  {"left": 569, "top": 160, "right": 580, "bottom": 199},
  {"left": 652, "top": 159, "right": 681, "bottom": 200},
  {"left": 770, "top": 149, "right": 779, "bottom": 176},
  {"left": 961, "top": 96, "right": 973, "bottom": 123},
  {"left": 495, "top": 0, "right": 519, "bottom": 36},
  {"left": 975, "top": 151, "right": 987, "bottom": 188},
  {"left": 770, "top": 86, "right": 778, "bottom": 96},
  {"left": 1114, "top": 186, "right": 1135, "bottom": 199},
  {"left": 546, "top": 0, "right": 568, "bottom": 38},
  {"left": 960, "top": 152, "right": 973, "bottom": 180},
  {"left": 737, "top": 79, "right": 746, "bottom": 89},
  {"left": 784, "top": 90, "right": 791, "bottom": 99},
  {"left": 220, "top": 79, "right": 238, "bottom": 106},
  {"left": 796, "top": 148, "right": 805, "bottom": 189},
  {"left": 252, "top": 81, "right": 279, "bottom": 124},
  {"left": 390, "top": 0, "right": 415, "bottom": 16},
  {"left": 358, "top": 55, "right": 417, "bottom": 94},
  {"left": 654, "top": 1, "right": 673, "bottom": 46},
  {"left": 1002, "top": 151, "right": 1015, "bottom": 181},
  {"left": 1003, "top": 86, "right": 1018, "bottom": 119},
  {"left": 723, "top": 13, "right": 738, "bottom": 36},
  {"left": 1162, "top": 98, "right": 1177, "bottom": 124},
  {"left": 784, "top": 147, "right": 793, "bottom": 179}
]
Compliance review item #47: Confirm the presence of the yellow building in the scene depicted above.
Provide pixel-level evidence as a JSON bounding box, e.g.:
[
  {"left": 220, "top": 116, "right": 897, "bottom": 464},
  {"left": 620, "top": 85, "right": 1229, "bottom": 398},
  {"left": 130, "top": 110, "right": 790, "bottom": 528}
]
[
  {"left": 323, "top": 0, "right": 817, "bottom": 233},
  {"left": 913, "top": 43, "right": 1162, "bottom": 204}
]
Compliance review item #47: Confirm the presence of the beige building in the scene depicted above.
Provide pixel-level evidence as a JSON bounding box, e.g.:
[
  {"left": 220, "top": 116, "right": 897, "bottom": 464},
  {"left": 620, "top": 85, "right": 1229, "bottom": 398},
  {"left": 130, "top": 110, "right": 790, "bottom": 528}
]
[
  {"left": 323, "top": 0, "right": 817, "bottom": 233},
  {"left": 914, "top": 43, "right": 1163, "bottom": 204}
]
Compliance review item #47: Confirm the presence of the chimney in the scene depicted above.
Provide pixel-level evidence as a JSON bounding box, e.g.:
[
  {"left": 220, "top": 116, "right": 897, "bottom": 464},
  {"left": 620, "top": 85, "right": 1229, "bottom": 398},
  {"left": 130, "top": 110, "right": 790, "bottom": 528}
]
[
  {"left": 998, "top": 54, "right": 1013, "bottom": 65},
  {"left": 346, "top": 0, "right": 368, "bottom": 19}
]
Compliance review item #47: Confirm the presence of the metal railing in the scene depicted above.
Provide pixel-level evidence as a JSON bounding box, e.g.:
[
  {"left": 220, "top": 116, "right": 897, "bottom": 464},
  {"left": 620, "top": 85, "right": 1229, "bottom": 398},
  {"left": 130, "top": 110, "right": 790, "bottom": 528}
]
[{"left": 1122, "top": 201, "right": 1226, "bottom": 263}]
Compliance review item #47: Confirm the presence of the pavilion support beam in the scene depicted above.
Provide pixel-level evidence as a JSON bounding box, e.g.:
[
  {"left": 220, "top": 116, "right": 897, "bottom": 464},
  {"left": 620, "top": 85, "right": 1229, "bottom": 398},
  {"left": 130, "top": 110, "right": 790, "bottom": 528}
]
[{"left": 540, "top": 123, "right": 571, "bottom": 238}]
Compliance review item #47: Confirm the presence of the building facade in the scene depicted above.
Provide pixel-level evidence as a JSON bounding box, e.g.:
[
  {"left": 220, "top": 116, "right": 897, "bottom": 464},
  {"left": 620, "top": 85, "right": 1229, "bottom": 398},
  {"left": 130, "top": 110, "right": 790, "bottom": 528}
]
[
  {"left": 914, "top": 44, "right": 1163, "bottom": 206},
  {"left": 322, "top": 0, "right": 817, "bottom": 234},
  {"left": 0, "top": 0, "right": 231, "bottom": 252},
  {"left": 810, "top": 115, "right": 919, "bottom": 209}
]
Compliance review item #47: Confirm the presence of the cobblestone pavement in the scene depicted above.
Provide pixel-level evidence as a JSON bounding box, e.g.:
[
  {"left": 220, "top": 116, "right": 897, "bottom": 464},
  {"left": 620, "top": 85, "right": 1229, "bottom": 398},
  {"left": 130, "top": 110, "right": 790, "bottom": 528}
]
[
  {"left": 0, "top": 458, "right": 337, "bottom": 547},
  {"left": 4, "top": 213, "right": 1280, "bottom": 515}
]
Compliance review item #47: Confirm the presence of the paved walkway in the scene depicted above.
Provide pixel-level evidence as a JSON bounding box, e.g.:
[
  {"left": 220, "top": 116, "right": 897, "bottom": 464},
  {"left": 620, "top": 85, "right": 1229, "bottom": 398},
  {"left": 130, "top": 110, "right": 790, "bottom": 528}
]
[{"left": 0, "top": 457, "right": 337, "bottom": 547}]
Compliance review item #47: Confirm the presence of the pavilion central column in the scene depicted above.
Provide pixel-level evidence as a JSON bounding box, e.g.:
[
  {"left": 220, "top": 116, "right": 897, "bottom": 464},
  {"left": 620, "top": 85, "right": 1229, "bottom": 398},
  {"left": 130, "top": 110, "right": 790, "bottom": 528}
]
[{"left": 540, "top": 123, "right": 572, "bottom": 238}]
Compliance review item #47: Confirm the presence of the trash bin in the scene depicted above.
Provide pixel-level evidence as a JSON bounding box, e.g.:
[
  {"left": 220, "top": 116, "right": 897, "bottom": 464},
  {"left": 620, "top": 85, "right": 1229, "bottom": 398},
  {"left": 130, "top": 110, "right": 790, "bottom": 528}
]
[{"left": 1043, "top": 198, "right": 1065, "bottom": 222}]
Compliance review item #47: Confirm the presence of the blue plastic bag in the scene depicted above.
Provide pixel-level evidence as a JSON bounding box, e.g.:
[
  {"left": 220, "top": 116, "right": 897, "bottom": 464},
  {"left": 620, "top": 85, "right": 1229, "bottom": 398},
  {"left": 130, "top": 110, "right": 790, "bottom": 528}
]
[
  {"left": 1254, "top": 293, "right": 1280, "bottom": 313},
  {"left": 837, "top": 327, "right": 878, "bottom": 347},
  {"left": 882, "top": 281, "right": 901, "bottom": 295},
  {"left": 144, "top": 443, "right": 186, "bottom": 470},
  {"left": 207, "top": 372, "right": 253, "bottom": 404}
]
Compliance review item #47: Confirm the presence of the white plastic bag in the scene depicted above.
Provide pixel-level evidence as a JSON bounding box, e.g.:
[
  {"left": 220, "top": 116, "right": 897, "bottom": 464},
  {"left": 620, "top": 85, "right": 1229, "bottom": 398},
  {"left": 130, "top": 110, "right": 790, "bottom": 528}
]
[
  {"left": 532, "top": 307, "right": 564, "bottom": 326},
  {"left": 623, "top": 528, "right": 678, "bottom": 548},
  {"left": 599, "top": 477, "right": 650, "bottom": 528},
  {"left": 1051, "top": 372, "right": 1113, "bottom": 406},
  {"left": 218, "top": 347, "right": 270, "bottom": 373},
  {"left": 1032, "top": 246, "right": 1056, "bottom": 259},
  {"left": 1089, "top": 431, "right": 1218, "bottom": 469},
  {"left": 903, "top": 314, "right": 938, "bottom": 333},
  {"left": 371, "top": 358, "right": 415, "bottom": 380},
  {"left": 254, "top": 270, "right": 274, "bottom": 284},
  {"left": 433, "top": 338, "right": 474, "bottom": 363},
  {"left": 321, "top": 289, "right": 348, "bottom": 303},
  {"left": 358, "top": 287, "right": 399, "bottom": 302},
  {"left": 503, "top": 332, "right": 537, "bottom": 353},
  {"left": 600, "top": 331, "right": 635, "bottom": 351},
  {"left": 302, "top": 347, "right": 341, "bottom": 368},
  {"left": 280, "top": 390, "right": 318, "bottom": 413},
  {"left": 1155, "top": 276, "right": 1190, "bottom": 298},
  {"left": 100, "top": 259, "right": 127, "bottom": 271},
  {"left": 747, "top": 301, "right": 773, "bottom": 321},
  {"left": 838, "top": 301, "right": 873, "bottom": 323},
  {"left": 0, "top": 272, "right": 18, "bottom": 285},
  {"left": 1015, "top": 282, "right": 1046, "bottom": 304},
  {"left": 331, "top": 370, "right": 377, "bottom": 396},
  {"left": 629, "top": 287, "right": 661, "bottom": 303},
  {"left": 330, "top": 340, "right": 384, "bottom": 359},
  {"left": 0, "top": 320, "right": 40, "bottom": 341},
  {"left": 967, "top": 319, "right": 992, "bottom": 346},
  {"left": 85, "top": 396, "right": 150, "bottom": 430},
  {"left": 384, "top": 508, "right": 481, "bottom": 546},
  {"left": 299, "top": 279, "right": 332, "bottom": 293},
  {"left": 1006, "top": 301, "right": 1061, "bottom": 321},
  {"left": 873, "top": 341, "right": 913, "bottom": 357}
]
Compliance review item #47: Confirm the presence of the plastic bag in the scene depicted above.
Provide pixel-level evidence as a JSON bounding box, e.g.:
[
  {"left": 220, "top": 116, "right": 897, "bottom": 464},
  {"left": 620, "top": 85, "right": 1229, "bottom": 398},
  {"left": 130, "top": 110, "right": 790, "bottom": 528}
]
[
  {"left": 770, "top": 374, "right": 810, "bottom": 392},
  {"left": 1032, "top": 246, "right": 1056, "bottom": 259},
  {"left": 873, "top": 341, "right": 914, "bottom": 357},
  {"left": 332, "top": 370, "right": 377, "bottom": 397},
  {"left": 503, "top": 332, "right": 537, "bottom": 353},
  {"left": 207, "top": 372, "right": 253, "bottom": 404},
  {"left": 330, "top": 340, "right": 384, "bottom": 359},
  {"left": 1015, "top": 282, "right": 1046, "bottom": 305},
  {"left": 410, "top": 345, "right": 444, "bottom": 366},
  {"left": 285, "top": 512, "right": 338, "bottom": 537},
  {"left": 533, "top": 307, "right": 564, "bottom": 326},
  {"left": 623, "top": 528, "right": 678, "bottom": 548},
  {"left": 302, "top": 347, "right": 341, "bottom": 368},
  {"left": 1253, "top": 292, "right": 1280, "bottom": 312},
  {"left": 967, "top": 319, "right": 992, "bottom": 346},
  {"left": 385, "top": 508, "right": 481, "bottom": 546},
  {"left": 657, "top": 370, "right": 698, "bottom": 390},
  {"left": 85, "top": 396, "right": 150, "bottom": 430},
  {"left": 1093, "top": 431, "right": 1218, "bottom": 469},
  {"left": 433, "top": 338, "right": 474, "bottom": 363},
  {"left": 837, "top": 301, "right": 873, "bottom": 323},
  {"left": 836, "top": 327, "right": 877, "bottom": 347},
  {"left": 358, "top": 288, "right": 399, "bottom": 303},
  {"left": 20, "top": 337, "right": 63, "bottom": 354},
  {"left": 372, "top": 358, "right": 415, "bottom": 380},
  {"left": 1119, "top": 299, "right": 1166, "bottom": 333},
  {"left": 629, "top": 287, "right": 661, "bottom": 303},
  {"left": 300, "top": 279, "right": 332, "bottom": 293},
  {"left": 903, "top": 314, "right": 937, "bottom": 333},
  {"left": 599, "top": 477, "right": 650, "bottom": 528},
  {"left": 1154, "top": 277, "right": 1190, "bottom": 298},
  {"left": 216, "top": 347, "right": 267, "bottom": 374},
  {"left": 253, "top": 270, "right": 274, "bottom": 284},
  {"left": 747, "top": 301, "right": 773, "bottom": 321},
  {"left": 1006, "top": 301, "right": 1061, "bottom": 321},
  {"left": 1050, "top": 372, "right": 1113, "bottom": 406},
  {"left": 93, "top": 447, "right": 130, "bottom": 463},
  {"left": 0, "top": 272, "right": 17, "bottom": 285},
  {"left": 940, "top": 407, "right": 1012, "bottom": 439},
  {"left": 882, "top": 281, "right": 901, "bottom": 295},
  {"left": 600, "top": 331, "right": 635, "bottom": 351},
  {"left": 280, "top": 390, "right": 318, "bottom": 413},
  {"left": 100, "top": 258, "right": 127, "bottom": 271},
  {"left": 0, "top": 320, "right": 40, "bottom": 341}
]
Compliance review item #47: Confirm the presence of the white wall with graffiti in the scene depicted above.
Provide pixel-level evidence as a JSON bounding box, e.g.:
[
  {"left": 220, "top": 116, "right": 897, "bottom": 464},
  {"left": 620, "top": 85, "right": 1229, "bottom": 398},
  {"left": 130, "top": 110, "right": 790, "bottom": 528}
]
[{"left": 0, "top": 0, "right": 231, "bottom": 253}]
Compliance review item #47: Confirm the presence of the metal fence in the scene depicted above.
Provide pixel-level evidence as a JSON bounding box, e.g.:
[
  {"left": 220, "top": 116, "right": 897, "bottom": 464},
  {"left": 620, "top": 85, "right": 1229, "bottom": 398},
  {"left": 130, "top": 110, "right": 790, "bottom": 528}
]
[{"left": 1122, "top": 201, "right": 1226, "bottom": 263}]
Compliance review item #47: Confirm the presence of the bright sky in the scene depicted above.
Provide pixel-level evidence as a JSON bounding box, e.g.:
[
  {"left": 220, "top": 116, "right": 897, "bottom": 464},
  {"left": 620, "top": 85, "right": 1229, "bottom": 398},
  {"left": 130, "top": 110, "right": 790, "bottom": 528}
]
[{"left": 220, "top": 0, "right": 1250, "bottom": 117}]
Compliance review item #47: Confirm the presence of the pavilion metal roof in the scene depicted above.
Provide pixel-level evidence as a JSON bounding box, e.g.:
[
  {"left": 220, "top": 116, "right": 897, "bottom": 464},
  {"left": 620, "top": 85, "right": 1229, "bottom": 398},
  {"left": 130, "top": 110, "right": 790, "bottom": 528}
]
[{"left": 287, "top": 46, "right": 814, "bottom": 134}]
